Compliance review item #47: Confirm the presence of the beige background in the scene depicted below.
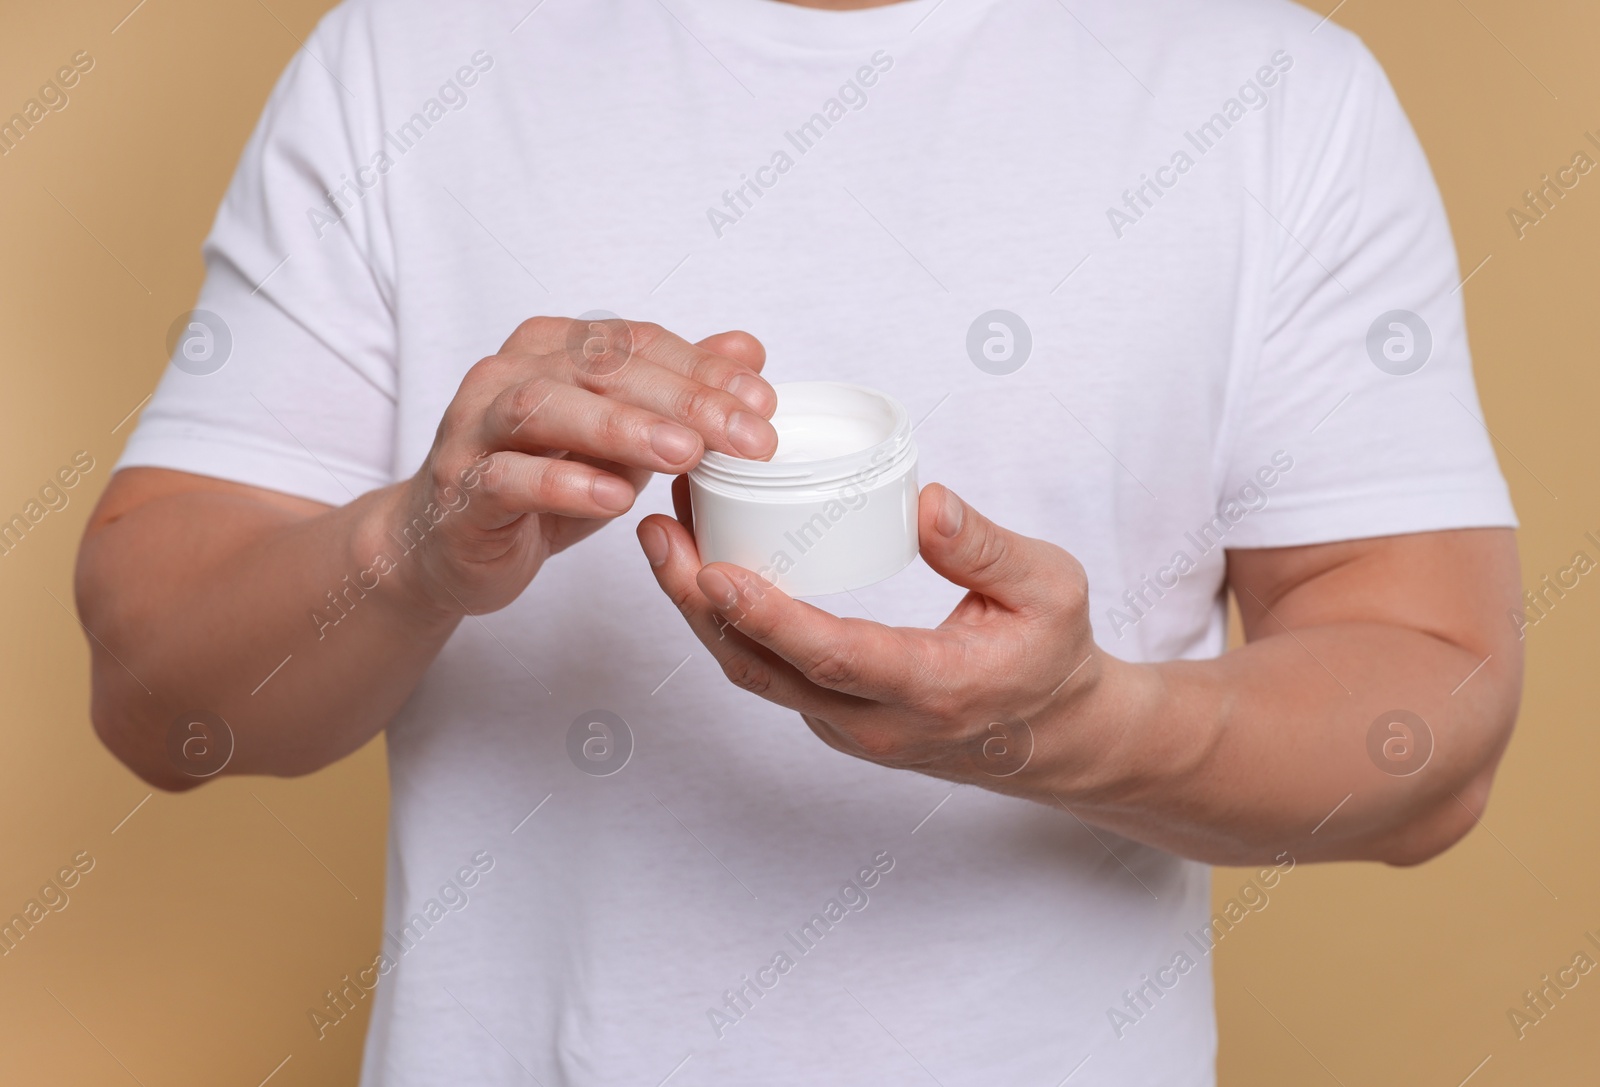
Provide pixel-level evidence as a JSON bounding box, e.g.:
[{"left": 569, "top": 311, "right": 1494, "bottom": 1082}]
[{"left": 1, "top": 1, "right": 1594, "bottom": 1083}]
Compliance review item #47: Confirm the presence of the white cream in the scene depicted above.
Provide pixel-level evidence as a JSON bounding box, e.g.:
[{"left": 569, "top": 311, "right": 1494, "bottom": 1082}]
[{"left": 769, "top": 411, "right": 886, "bottom": 463}]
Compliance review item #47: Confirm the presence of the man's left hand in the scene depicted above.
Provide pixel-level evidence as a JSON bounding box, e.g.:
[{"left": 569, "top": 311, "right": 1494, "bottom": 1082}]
[{"left": 636, "top": 480, "right": 1147, "bottom": 798}]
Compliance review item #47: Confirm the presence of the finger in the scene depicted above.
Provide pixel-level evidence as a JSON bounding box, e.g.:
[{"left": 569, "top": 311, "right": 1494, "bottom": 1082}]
[
  {"left": 499, "top": 317, "right": 776, "bottom": 417},
  {"left": 670, "top": 473, "right": 694, "bottom": 533},
  {"left": 630, "top": 322, "right": 776, "bottom": 417},
  {"left": 474, "top": 449, "right": 638, "bottom": 520},
  {"left": 568, "top": 455, "right": 653, "bottom": 499},
  {"left": 556, "top": 348, "right": 779, "bottom": 461},
  {"left": 498, "top": 314, "right": 586, "bottom": 355},
  {"left": 542, "top": 458, "right": 654, "bottom": 554},
  {"left": 565, "top": 319, "right": 777, "bottom": 419},
  {"left": 694, "top": 561, "right": 940, "bottom": 703},
  {"left": 636, "top": 513, "right": 859, "bottom": 717},
  {"left": 918, "top": 484, "right": 1083, "bottom": 611},
  {"left": 694, "top": 330, "right": 767, "bottom": 377},
  {"left": 481, "top": 380, "right": 708, "bottom": 473}
]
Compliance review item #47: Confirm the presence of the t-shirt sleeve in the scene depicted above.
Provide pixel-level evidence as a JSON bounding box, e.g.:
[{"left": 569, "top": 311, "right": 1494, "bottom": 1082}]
[
  {"left": 115, "top": 8, "right": 398, "bottom": 508},
  {"left": 1220, "top": 37, "right": 1517, "bottom": 548}
]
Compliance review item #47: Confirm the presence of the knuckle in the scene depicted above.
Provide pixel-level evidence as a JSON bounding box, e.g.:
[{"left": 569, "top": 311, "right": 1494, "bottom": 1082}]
[
  {"left": 628, "top": 320, "right": 665, "bottom": 349},
  {"left": 454, "top": 356, "right": 508, "bottom": 409},
  {"left": 1060, "top": 555, "right": 1090, "bottom": 609},
  {"left": 507, "top": 378, "right": 556, "bottom": 426},
  {"left": 687, "top": 350, "right": 735, "bottom": 386},
  {"left": 528, "top": 461, "right": 569, "bottom": 508},
  {"left": 593, "top": 403, "right": 635, "bottom": 451},
  {"left": 514, "top": 315, "right": 566, "bottom": 344},
  {"left": 674, "top": 383, "right": 721, "bottom": 428},
  {"left": 433, "top": 402, "right": 465, "bottom": 445},
  {"left": 720, "top": 654, "right": 775, "bottom": 697},
  {"left": 851, "top": 728, "right": 902, "bottom": 762},
  {"left": 1036, "top": 545, "right": 1089, "bottom": 615},
  {"left": 965, "top": 528, "right": 1015, "bottom": 584},
  {"left": 665, "top": 581, "right": 701, "bottom": 615},
  {"left": 464, "top": 353, "right": 503, "bottom": 383},
  {"left": 468, "top": 451, "right": 510, "bottom": 498},
  {"left": 566, "top": 317, "right": 635, "bottom": 379},
  {"left": 426, "top": 457, "right": 461, "bottom": 497},
  {"left": 802, "top": 644, "right": 859, "bottom": 689}
]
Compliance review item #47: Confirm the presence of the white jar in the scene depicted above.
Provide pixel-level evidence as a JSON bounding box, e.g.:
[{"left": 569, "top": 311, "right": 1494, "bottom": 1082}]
[{"left": 688, "top": 381, "right": 920, "bottom": 597}]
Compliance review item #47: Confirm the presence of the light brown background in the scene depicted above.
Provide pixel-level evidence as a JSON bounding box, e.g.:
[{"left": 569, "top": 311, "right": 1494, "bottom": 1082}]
[{"left": 1, "top": 1, "right": 1595, "bottom": 1083}]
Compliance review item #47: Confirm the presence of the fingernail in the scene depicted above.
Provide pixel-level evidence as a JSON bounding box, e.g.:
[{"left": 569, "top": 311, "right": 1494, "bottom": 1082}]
[
  {"left": 727, "top": 372, "right": 772, "bottom": 414},
  {"left": 591, "top": 474, "right": 635, "bottom": 513},
  {"left": 650, "top": 423, "right": 700, "bottom": 465},
  {"left": 697, "top": 566, "right": 738, "bottom": 608},
  {"left": 638, "top": 521, "right": 669, "bottom": 567},
  {"left": 936, "top": 488, "right": 964, "bottom": 537},
  {"left": 727, "top": 411, "right": 777, "bottom": 459}
]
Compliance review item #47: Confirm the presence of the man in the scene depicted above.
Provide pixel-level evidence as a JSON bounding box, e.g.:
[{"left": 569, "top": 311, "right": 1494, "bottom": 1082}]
[{"left": 77, "top": 0, "right": 1521, "bottom": 1083}]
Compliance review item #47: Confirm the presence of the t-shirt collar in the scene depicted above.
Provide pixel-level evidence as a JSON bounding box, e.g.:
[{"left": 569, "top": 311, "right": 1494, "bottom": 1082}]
[{"left": 672, "top": 0, "right": 1004, "bottom": 53}]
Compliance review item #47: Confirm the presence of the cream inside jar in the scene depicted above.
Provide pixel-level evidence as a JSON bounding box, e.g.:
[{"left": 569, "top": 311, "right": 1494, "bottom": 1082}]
[
  {"left": 768, "top": 406, "right": 890, "bottom": 463},
  {"left": 688, "top": 381, "right": 920, "bottom": 597}
]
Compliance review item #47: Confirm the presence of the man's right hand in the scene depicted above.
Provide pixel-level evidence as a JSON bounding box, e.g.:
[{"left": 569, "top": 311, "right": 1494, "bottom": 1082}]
[
  {"left": 77, "top": 315, "right": 776, "bottom": 785},
  {"left": 379, "top": 316, "right": 777, "bottom": 618}
]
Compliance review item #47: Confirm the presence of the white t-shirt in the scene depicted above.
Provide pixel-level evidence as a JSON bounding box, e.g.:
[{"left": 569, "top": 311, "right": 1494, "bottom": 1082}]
[{"left": 119, "top": 0, "right": 1515, "bottom": 1083}]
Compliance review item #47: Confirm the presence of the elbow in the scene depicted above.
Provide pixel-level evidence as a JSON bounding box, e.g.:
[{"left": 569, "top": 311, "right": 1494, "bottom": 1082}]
[
  {"left": 1379, "top": 663, "right": 1521, "bottom": 867},
  {"left": 1377, "top": 758, "right": 1501, "bottom": 868},
  {"left": 90, "top": 689, "right": 202, "bottom": 794},
  {"left": 93, "top": 686, "right": 342, "bottom": 786}
]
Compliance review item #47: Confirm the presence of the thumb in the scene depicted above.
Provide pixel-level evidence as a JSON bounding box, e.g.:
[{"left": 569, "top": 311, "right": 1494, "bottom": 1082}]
[{"left": 918, "top": 484, "right": 1071, "bottom": 608}]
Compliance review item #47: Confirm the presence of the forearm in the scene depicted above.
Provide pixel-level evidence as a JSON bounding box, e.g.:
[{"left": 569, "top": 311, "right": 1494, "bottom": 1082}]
[
  {"left": 78, "top": 327, "right": 780, "bottom": 789},
  {"left": 78, "top": 482, "right": 458, "bottom": 788},
  {"left": 1056, "top": 621, "right": 1519, "bottom": 866},
  {"left": 638, "top": 487, "right": 1520, "bottom": 867}
]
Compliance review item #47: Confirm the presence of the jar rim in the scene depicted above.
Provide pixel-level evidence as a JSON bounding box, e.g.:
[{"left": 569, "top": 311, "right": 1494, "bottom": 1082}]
[{"left": 692, "top": 381, "right": 914, "bottom": 492}]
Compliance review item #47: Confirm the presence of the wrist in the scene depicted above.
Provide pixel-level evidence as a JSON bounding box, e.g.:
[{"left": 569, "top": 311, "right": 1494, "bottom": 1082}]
[
  {"left": 1027, "top": 653, "right": 1191, "bottom": 806},
  {"left": 348, "top": 482, "right": 464, "bottom": 627}
]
